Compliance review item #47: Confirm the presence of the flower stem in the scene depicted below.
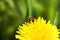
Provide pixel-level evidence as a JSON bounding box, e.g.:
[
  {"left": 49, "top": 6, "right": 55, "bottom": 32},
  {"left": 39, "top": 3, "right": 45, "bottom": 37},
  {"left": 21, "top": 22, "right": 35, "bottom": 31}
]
[{"left": 28, "top": 0, "right": 32, "bottom": 18}]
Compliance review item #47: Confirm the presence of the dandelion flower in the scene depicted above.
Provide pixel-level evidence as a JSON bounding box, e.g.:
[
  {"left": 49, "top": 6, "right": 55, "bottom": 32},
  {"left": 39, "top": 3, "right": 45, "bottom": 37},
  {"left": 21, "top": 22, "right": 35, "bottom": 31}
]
[{"left": 15, "top": 17, "right": 60, "bottom": 40}]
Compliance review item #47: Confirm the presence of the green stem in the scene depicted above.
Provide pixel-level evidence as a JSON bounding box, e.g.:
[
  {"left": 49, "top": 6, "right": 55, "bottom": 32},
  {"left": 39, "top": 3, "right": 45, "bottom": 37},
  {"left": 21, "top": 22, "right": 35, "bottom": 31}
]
[
  {"left": 48, "top": 0, "right": 57, "bottom": 23},
  {"left": 28, "top": 0, "right": 32, "bottom": 18},
  {"left": 53, "top": 12, "right": 58, "bottom": 25}
]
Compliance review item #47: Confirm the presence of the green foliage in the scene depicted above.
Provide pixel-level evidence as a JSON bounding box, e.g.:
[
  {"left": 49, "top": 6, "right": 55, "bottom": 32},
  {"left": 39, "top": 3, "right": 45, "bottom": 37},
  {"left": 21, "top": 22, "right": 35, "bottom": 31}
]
[{"left": 0, "top": 0, "right": 59, "bottom": 40}]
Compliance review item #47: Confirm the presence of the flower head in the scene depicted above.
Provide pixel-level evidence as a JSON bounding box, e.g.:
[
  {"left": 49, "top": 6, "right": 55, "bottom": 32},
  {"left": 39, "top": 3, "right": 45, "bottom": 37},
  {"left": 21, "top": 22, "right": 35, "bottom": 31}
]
[{"left": 15, "top": 17, "right": 60, "bottom": 40}]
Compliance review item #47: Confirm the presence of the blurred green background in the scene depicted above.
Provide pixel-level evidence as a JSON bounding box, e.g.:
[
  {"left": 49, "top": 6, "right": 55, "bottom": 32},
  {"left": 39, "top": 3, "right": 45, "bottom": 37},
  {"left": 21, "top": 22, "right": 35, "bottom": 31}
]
[{"left": 0, "top": 0, "right": 60, "bottom": 40}]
